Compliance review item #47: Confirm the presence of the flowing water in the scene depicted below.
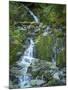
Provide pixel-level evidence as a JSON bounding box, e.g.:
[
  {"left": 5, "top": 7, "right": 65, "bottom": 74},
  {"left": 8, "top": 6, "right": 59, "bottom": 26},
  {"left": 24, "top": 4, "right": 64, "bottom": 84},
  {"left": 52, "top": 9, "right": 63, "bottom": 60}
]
[
  {"left": 17, "top": 6, "right": 39, "bottom": 88},
  {"left": 24, "top": 5, "right": 39, "bottom": 23},
  {"left": 10, "top": 5, "right": 65, "bottom": 88},
  {"left": 17, "top": 38, "right": 34, "bottom": 88}
]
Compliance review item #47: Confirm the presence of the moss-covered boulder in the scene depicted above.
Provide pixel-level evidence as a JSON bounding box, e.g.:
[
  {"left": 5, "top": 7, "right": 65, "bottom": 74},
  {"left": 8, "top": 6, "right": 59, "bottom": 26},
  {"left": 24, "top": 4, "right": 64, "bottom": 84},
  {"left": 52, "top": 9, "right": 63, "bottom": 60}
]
[{"left": 35, "top": 35, "right": 53, "bottom": 61}]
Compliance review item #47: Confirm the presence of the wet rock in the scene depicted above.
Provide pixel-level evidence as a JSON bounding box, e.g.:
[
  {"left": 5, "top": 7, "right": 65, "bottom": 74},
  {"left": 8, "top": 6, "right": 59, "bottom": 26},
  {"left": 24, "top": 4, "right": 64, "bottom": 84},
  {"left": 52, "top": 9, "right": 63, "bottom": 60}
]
[
  {"left": 16, "top": 52, "right": 22, "bottom": 56},
  {"left": 46, "top": 79, "right": 63, "bottom": 86},
  {"left": 53, "top": 72, "right": 60, "bottom": 80},
  {"left": 30, "top": 79, "right": 45, "bottom": 86},
  {"left": 27, "top": 66, "right": 32, "bottom": 73}
]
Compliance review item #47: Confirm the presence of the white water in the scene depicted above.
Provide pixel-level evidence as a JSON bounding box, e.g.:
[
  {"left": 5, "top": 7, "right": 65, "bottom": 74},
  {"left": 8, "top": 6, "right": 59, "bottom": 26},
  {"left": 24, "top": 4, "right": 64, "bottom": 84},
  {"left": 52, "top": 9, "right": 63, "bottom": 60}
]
[
  {"left": 28, "top": 9, "right": 39, "bottom": 23},
  {"left": 16, "top": 6, "right": 44, "bottom": 88},
  {"left": 17, "top": 38, "right": 35, "bottom": 88},
  {"left": 18, "top": 39, "right": 34, "bottom": 67},
  {"left": 10, "top": 5, "right": 66, "bottom": 88},
  {"left": 17, "top": 5, "right": 40, "bottom": 88},
  {"left": 24, "top": 5, "right": 39, "bottom": 23}
]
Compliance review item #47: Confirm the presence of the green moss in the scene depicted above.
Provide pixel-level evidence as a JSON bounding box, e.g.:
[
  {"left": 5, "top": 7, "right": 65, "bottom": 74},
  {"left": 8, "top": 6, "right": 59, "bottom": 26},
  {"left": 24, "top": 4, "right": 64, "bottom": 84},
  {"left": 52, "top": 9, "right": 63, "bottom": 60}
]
[
  {"left": 56, "top": 48, "right": 66, "bottom": 68},
  {"left": 47, "top": 79, "right": 64, "bottom": 86},
  {"left": 10, "top": 25, "right": 27, "bottom": 65},
  {"left": 10, "top": 44, "right": 23, "bottom": 65},
  {"left": 43, "top": 72, "right": 53, "bottom": 81},
  {"left": 36, "top": 35, "right": 53, "bottom": 61}
]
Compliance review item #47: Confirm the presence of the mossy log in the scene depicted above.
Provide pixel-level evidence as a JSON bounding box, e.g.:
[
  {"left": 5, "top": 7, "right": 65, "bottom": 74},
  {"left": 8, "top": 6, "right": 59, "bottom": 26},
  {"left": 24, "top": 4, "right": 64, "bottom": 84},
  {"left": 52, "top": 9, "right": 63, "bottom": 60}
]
[{"left": 14, "top": 21, "right": 39, "bottom": 26}]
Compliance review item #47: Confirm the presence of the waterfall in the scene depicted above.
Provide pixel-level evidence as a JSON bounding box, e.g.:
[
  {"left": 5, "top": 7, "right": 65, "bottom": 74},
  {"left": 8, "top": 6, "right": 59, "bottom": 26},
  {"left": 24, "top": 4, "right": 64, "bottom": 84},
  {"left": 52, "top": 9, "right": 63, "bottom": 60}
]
[
  {"left": 23, "top": 5, "right": 39, "bottom": 23},
  {"left": 18, "top": 38, "right": 34, "bottom": 67},
  {"left": 24, "top": 39, "right": 34, "bottom": 57},
  {"left": 17, "top": 5, "right": 40, "bottom": 88},
  {"left": 10, "top": 5, "right": 40, "bottom": 88},
  {"left": 9, "top": 4, "right": 66, "bottom": 89},
  {"left": 17, "top": 38, "right": 35, "bottom": 88}
]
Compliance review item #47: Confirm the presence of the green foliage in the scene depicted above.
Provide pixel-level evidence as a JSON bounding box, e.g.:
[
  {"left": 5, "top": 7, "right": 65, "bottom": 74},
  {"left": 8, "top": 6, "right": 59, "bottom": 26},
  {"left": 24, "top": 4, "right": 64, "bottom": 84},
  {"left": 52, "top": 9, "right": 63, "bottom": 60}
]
[
  {"left": 56, "top": 48, "right": 66, "bottom": 68},
  {"left": 47, "top": 79, "right": 64, "bottom": 86},
  {"left": 36, "top": 35, "right": 53, "bottom": 61},
  {"left": 9, "top": 1, "right": 66, "bottom": 68},
  {"left": 10, "top": 25, "right": 27, "bottom": 64}
]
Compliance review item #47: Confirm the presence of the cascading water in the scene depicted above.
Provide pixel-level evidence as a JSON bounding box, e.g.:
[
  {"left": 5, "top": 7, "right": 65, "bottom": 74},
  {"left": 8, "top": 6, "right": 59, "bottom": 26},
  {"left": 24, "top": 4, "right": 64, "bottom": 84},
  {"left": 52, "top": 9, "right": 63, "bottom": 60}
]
[
  {"left": 24, "top": 5, "right": 39, "bottom": 23},
  {"left": 9, "top": 3, "right": 66, "bottom": 88},
  {"left": 16, "top": 6, "right": 39, "bottom": 88},
  {"left": 17, "top": 38, "right": 34, "bottom": 88}
]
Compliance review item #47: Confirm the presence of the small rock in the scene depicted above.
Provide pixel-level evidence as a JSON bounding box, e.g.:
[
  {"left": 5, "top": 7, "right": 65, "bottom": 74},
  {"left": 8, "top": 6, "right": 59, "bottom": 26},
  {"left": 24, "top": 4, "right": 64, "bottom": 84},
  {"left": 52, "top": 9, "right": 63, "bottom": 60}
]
[
  {"left": 53, "top": 72, "right": 60, "bottom": 80},
  {"left": 31, "top": 79, "right": 45, "bottom": 86}
]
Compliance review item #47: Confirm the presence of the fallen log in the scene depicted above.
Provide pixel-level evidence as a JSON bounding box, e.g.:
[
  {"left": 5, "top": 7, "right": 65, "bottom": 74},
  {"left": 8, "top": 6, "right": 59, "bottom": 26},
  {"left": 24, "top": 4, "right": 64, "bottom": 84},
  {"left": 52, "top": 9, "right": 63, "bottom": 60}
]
[{"left": 14, "top": 21, "right": 39, "bottom": 26}]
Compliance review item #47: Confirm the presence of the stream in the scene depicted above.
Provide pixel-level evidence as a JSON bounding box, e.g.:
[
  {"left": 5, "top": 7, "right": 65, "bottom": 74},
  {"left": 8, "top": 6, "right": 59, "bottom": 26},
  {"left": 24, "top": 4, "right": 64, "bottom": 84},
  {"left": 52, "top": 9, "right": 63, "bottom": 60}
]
[{"left": 9, "top": 5, "right": 66, "bottom": 89}]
